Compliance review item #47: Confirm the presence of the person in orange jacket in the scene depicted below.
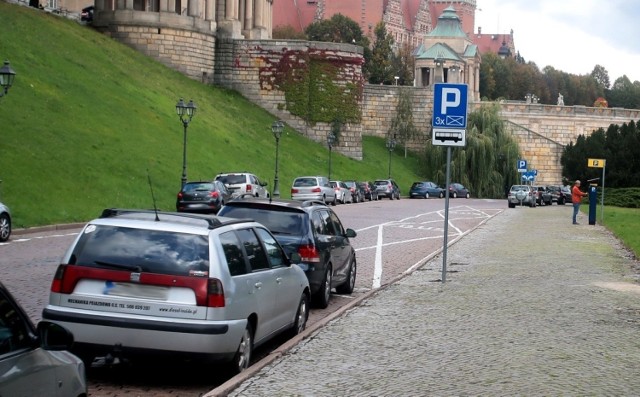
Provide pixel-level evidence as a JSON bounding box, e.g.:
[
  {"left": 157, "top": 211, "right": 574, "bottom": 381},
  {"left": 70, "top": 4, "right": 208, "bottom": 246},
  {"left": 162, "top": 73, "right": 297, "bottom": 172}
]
[{"left": 572, "top": 179, "right": 588, "bottom": 224}]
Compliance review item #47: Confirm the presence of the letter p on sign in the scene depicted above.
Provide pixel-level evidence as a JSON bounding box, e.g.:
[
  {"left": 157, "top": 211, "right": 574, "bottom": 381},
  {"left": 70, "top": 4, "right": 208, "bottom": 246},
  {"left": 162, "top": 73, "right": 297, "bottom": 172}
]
[{"left": 441, "top": 88, "right": 461, "bottom": 114}]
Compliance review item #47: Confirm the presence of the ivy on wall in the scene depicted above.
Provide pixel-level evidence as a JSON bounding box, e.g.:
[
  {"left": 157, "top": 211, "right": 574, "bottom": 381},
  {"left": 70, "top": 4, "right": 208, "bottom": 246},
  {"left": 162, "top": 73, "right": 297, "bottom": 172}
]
[{"left": 259, "top": 48, "right": 363, "bottom": 133}]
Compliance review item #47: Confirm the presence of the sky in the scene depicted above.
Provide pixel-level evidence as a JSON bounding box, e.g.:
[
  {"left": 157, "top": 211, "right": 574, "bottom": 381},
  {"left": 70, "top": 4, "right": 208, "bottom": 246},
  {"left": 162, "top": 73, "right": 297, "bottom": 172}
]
[{"left": 474, "top": 0, "right": 640, "bottom": 84}]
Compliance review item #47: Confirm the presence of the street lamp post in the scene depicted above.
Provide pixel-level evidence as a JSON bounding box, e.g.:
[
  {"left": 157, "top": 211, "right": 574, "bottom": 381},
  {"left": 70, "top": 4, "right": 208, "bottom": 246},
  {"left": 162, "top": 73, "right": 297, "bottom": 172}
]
[
  {"left": 327, "top": 132, "right": 336, "bottom": 180},
  {"left": 386, "top": 136, "right": 396, "bottom": 178},
  {"left": 271, "top": 120, "right": 284, "bottom": 198},
  {"left": 175, "top": 98, "right": 197, "bottom": 188},
  {"left": 0, "top": 60, "right": 17, "bottom": 100}
]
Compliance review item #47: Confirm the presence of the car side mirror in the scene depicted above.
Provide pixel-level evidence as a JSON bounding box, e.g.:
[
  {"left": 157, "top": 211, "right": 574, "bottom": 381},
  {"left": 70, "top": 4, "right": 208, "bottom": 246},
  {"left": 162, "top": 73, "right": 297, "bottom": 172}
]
[
  {"left": 288, "top": 252, "right": 302, "bottom": 265},
  {"left": 345, "top": 228, "right": 357, "bottom": 238},
  {"left": 37, "top": 321, "right": 75, "bottom": 351}
]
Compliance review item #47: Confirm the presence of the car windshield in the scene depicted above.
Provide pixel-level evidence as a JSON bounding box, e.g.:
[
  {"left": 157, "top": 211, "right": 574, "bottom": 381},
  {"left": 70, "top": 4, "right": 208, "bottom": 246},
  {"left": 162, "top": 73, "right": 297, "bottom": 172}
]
[
  {"left": 294, "top": 178, "right": 318, "bottom": 187},
  {"left": 219, "top": 206, "right": 304, "bottom": 236},
  {"left": 216, "top": 175, "right": 245, "bottom": 184},
  {"left": 344, "top": 181, "right": 356, "bottom": 187},
  {"left": 69, "top": 225, "right": 210, "bottom": 276}
]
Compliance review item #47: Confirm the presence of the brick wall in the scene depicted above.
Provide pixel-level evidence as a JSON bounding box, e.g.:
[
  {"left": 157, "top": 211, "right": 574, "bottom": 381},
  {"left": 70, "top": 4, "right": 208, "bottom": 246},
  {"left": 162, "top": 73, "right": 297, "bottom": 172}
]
[{"left": 214, "top": 38, "right": 365, "bottom": 159}]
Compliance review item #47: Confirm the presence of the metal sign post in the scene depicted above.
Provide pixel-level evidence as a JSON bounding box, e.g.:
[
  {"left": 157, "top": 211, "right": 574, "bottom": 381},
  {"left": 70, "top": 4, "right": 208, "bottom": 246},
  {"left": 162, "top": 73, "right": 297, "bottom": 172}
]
[{"left": 432, "top": 83, "right": 468, "bottom": 283}]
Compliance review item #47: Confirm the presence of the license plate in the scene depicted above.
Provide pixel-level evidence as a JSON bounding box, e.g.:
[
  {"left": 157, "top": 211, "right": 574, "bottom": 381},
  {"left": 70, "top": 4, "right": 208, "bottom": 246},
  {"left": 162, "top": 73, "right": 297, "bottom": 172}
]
[{"left": 104, "top": 282, "right": 169, "bottom": 300}]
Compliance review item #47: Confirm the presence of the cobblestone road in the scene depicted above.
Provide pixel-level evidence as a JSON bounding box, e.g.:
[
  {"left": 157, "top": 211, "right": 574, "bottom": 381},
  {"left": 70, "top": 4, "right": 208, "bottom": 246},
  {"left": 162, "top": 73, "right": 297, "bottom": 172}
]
[{"left": 222, "top": 206, "right": 640, "bottom": 396}]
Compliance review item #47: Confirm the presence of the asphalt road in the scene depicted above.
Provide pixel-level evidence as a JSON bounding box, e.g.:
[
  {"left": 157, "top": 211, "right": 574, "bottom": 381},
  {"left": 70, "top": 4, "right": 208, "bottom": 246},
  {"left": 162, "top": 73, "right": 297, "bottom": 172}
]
[{"left": 0, "top": 197, "right": 507, "bottom": 396}]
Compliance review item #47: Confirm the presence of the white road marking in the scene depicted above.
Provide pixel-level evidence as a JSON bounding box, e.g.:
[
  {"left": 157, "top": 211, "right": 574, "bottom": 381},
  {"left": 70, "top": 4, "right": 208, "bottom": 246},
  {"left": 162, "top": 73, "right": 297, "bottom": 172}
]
[{"left": 372, "top": 225, "right": 384, "bottom": 289}]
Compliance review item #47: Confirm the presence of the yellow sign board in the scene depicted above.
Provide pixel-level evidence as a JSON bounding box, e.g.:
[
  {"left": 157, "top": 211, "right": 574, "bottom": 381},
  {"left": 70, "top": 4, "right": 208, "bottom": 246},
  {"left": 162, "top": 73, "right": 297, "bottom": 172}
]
[{"left": 588, "top": 158, "right": 606, "bottom": 168}]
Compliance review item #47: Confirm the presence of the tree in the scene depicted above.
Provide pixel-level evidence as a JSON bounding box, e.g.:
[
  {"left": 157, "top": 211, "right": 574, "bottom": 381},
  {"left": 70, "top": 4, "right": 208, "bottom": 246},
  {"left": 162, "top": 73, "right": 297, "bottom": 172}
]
[
  {"left": 420, "top": 103, "right": 521, "bottom": 198},
  {"left": 389, "top": 88, "right": 418, "bottom": 157},
  {"left": 305, "top": 14, "right": 369, "bottom": 46},
  {"left": 392, "top": 42, "right": 415, "bottom": 86},
  {"left": 367, "top": 21, "right": 394, "bottom": 84},
  {"left": 591, "top": 65, "right": 610, "bottom": 90}
]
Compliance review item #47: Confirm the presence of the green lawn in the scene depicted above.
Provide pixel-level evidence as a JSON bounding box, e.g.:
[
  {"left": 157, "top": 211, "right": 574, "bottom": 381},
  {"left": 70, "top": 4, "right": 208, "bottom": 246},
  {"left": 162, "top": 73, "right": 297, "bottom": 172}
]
[
  {"left": 0, "top": 3, "right": 422, "bottom": 228},
  {"left": 597, "top": 206, "right": 640, "bottom": 258}
]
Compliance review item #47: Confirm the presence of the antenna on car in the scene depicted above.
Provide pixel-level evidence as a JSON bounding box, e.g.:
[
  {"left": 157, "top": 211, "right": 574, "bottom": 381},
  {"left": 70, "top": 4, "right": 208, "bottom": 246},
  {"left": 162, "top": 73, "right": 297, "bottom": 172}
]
[{"left": 147, "top": 170, "right": 160, "bottom": 221}]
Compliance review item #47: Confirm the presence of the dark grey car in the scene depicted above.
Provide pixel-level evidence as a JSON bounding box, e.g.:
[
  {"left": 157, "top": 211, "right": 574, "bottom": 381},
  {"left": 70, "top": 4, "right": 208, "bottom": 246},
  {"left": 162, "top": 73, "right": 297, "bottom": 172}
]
[
  {"left": 374, "top": 179, "right": 401, "bottom": 200},
  {"left": 219, "top": 198, "right": 357, "bottom": 309},
  {"left": 176, "top": 180, "right": 232, "bottom": 214},
  {"left": 0, "top": 282, "right": 87, "bottom": 397}
]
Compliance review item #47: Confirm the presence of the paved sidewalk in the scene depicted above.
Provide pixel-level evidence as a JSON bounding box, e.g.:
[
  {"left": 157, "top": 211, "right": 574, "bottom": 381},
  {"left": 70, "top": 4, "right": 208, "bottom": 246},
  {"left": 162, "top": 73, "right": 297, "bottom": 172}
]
[{"left": 215, "top": 206, "right": 640, "bottom": 396}]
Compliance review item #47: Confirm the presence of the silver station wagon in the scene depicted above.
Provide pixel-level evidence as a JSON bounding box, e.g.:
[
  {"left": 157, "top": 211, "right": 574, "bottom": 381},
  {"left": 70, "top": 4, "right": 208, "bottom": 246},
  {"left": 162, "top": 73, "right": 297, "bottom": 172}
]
[{"left": 42, "top": 209, "right": 310, "bottom": 374}]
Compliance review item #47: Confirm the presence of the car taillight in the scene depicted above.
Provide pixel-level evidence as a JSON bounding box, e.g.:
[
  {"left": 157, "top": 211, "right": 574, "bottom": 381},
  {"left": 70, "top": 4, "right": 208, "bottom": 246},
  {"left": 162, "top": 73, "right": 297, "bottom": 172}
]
[
  {"left": 311, "top": 187, "right": 321, "bottom": 193},
  {"left": 209, "top": 191, "right": 219, "bottom": 198},
  {"left": 291, "top": 188, "right": 299, "bottom": 194},
  {"left": 177, "top": 192, "right": 183, "bottom": 199},
  {"left": 50, "top": 264, "right": 67, "bottom": 293},
  {"left": 297, "top": 244, "right": 321, "bottom": 263},
  {"left": 207, "top": 279, "right": 225, "bottom": 307},
  {"left": 246, "top": 184, "right": 252, "bottom": 192}
]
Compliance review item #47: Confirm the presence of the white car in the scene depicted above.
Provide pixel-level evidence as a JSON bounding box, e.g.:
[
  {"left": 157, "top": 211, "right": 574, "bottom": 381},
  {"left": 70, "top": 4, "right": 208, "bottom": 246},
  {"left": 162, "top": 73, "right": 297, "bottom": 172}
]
[
  {"left": 43, "top": 209, "right": 310, "bottom": 374},
  {"left": 0, "top": 201, "right": 11, "bottom": 242},
  {"left": 291, "top": 176, "right": 337, "bottom": 206},
  {"left": 215, "top": 172, "right": 270, "bottom": 198},
  {"left": 0, "top": 282, "right": 87, "bottom": 397},
  {"left": 330, "top": 180, "right": 353, "bottom": 204}
]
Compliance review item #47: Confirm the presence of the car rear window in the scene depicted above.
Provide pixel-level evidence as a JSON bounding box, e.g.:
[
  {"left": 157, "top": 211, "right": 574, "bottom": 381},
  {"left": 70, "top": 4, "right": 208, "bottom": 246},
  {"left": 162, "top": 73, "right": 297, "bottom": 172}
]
[
  {"left": 216, "top": 174, "right": 246, "bottom": 185},
  {"left": 69, "top": 225, "right": 210, "bottom": 276},
  {"left": 219, "top": 206, "right": 304, "bottom": 236},
  {"left": 293, "top": 178, "right": 318, "bottom": 187},
  {"left": 183, "top": 182, "right": 213, "bottom": 192},
  {"left": 374, "top": 181, "right": 388, "bottom": 186}
]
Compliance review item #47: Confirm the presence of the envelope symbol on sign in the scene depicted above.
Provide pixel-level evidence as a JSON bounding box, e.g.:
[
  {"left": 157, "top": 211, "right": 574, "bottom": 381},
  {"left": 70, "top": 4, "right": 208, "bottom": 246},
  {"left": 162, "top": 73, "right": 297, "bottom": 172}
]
[{"left": 446, "top": 115, "right": 464, "bottom": 126}]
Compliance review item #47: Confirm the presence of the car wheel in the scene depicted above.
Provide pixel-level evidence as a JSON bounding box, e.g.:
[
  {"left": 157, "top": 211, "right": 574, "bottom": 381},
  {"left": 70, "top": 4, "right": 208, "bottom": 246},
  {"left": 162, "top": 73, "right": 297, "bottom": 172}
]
[
  {"left": 453, "top": 192, "right": 458, "bottom": 198},
  {"left": 313, "top": 265, "right": 332, "bottom": 309},
  {"left": 396, "top": 192, "right": 400, "bottom": 200},
  {"left": 439, "top": 192, "right": 444, "bottom": 198},
  {"left": 508, "top": 202, "right": 515, "bottom": 208},
  {"left": 230, "top": 323, "right": 253, "bottom": 375},
  {"left": 288, "top": 293, "right": 309, "bottom": 338},
  {"left": 0, "top": 213, "right": 10, "bottom": 242},
  {"left": 336, "top": 257, "right": 356, "bottom": 295},
  {"left": 389, "top": 193, "right": 394, "bottom": 200},
  {"left": 466, "top": 192, "right": 470, "bottom": 199},
  {"left": 424, "top": 192, "right": 430, "bottom": 199},
  {"left": 332, "top": 195, "right": 337, "bottom": 206}
]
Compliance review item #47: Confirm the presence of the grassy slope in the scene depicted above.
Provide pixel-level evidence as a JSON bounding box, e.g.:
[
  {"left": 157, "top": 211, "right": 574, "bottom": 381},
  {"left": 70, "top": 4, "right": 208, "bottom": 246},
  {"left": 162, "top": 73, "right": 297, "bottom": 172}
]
[{"left": 0, "top": 2, "right": 422, "bottom": 228}]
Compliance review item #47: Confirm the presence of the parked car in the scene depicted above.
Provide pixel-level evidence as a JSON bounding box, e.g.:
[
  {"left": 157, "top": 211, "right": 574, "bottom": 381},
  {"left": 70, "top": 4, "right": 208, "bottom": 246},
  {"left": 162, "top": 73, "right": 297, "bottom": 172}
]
[
  {"left": 80, "top": 5, "right": 94, "bottom": 22},
  {"left": 219, "top": 198, "right": 357, "bottom": 309},
  {"left": 0, "top": 202, "right": 11, "bottom": 242},
  {"left": 532, "top": 185, "right": 552, "bottom": 205},
  {"left": 215, "top": 172, "right": 269, "bottom": 199},
  {"left": 507, "top": 184, "right": 536, "bottom": 208},
  {"left": 0, "top": 282, "right": 87, "bottom": 397},
  {"left": 409, "top": 181, "right": 444, "bottom": 199},
  {"left": 558, "top": 185, "right": 572, "bottom": 205},
  {"left": 291, "top": 176, "right": 337, "bottom": 206},
  {"left": 344, "top": 180, "right": 365, "bottom": 203},
  {"left": 42, "top": 209, "right": 310, "bottom": 375},
  {"left": 374, "top": 179, "right": 401, "bottom": 200},
  {"left": 359, "top": 181, "right": 379, "bottom": 201},
  {"left": 546, "top": 185, "right": 562, "bottom": 204},
  {"left": 176, "top": 180, "right": 232, "bottom": 214},
  {"left": 448, "top": 183, "right": 470, "bottom": 198},
  {"left": 330, "top": 180, "right": 353, "bottom": 204}
]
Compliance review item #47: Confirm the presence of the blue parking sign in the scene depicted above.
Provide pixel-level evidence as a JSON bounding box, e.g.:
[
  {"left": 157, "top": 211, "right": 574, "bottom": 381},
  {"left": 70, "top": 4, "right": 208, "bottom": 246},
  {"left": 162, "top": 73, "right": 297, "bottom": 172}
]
[
  {"left": 517, "top": 160, "right": 527, "bottom": 172},
  {"left": 432, "top": 83, "right": 468, "bottom": 129}
]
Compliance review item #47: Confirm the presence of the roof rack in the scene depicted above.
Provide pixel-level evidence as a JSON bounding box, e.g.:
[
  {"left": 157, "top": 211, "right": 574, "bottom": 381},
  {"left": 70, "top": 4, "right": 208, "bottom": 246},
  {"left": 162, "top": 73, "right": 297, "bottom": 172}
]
[{"left": 99, "top": 208, "right": 229, "bottom": 229}]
